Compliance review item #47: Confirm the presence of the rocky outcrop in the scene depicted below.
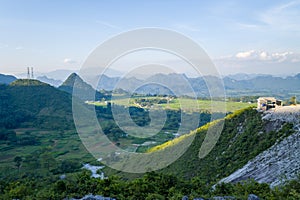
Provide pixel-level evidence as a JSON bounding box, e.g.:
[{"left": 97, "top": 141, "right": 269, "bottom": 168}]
[
  {"left": 192, "top": 194, "right": 260, "bottom": 200},
  {"left": 69, "top": 194, "right": 115, "bottom": 200},
  {"left": 220, "top": 106, "right": 300, "bottom": 187}
]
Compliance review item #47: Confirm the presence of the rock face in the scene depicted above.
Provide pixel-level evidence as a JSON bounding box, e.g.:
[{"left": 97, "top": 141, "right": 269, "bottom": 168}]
[
  {"left": 82, "top": 163, "right": 105, "bottom": 179},
  {"left": 220, "top": 106, "right": 300, "bottom": 187},
  {"left": 70, "top": 194, "right": 115, "bottom": 200},
  {"left": 212, "top": 196, "right": 236, "bottom": 200},
  {"left": 247, "top": 194, "right": 260, "bottom": 200}
]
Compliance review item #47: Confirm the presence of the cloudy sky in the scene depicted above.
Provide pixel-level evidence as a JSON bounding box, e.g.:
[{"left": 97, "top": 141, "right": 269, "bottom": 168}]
[{"left": 0, "top": 0, "right": 299, "bottom": 76}]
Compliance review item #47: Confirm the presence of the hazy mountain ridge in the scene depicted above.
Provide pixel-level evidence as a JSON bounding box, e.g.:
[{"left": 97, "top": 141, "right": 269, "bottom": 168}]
[
  {"left": 225, "top": 73, "right": 270, "bottom": 81},
  {"left": 74, "top": 72, "right": 300, "bottom": 97},
  {"left": 36, "top": 75, "right": 63, "bottom": 87},
  {"left": 5, "top": 71, "right": 300, "bottom": 98},
  {"left": 0, "top": 74, "right": 17, "bottom": 84}
]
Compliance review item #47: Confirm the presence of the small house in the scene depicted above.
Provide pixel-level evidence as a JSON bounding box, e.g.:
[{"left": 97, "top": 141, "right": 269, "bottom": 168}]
[{"left": 257, "top": 97, "right": 282, "bottom": 111}]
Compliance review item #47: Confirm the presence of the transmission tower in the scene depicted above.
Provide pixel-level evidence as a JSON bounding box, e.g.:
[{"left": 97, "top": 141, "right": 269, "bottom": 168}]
[
  {"left": 27, "top": 67, "right": 30, "bottom": 79},
  {"left": 31, "top": 67, "right": 34, "bottom": 79}
]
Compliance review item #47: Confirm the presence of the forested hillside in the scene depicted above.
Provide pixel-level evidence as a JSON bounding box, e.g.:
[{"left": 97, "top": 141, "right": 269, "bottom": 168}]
[
  {"left": 150, "top": 107, "right": 294, "bottom": 183},
  {"left": 0, "top": 79, "right": 74, "bottom": 130}
]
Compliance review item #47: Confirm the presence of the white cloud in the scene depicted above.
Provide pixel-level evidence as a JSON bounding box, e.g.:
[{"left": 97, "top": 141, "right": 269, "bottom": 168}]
[
  {"left": 173, "top": 24, "right": 201, "bottom": 32},
  {"left": 63, "top": 58, "right": 77, "bottom": 64},
  {"left": 259, "top": 51, "right": 268, "bottom": 60},
  {"left": 95, "top": 20, "right": 121, "bottom": 30},
  {"left": 15, "top": 46, "right": 24, "bottom": 50},
  {"left": 231, "top": 50, "right": 299, "bottom": 63},
  {"left": 235, "top": 50, "right": 255, "bottom": 59},
  {"left": 214, "top": 50, "right": 300, "bottom": 75},
  {"left": 261, "top": 1, "right": 300, "bottom": 30},
  {"left": 236, "top": 1, "right": 300, "bottom": 32},
  {"left": 236, "top": 23, "right": 261, "bottom": 29}
]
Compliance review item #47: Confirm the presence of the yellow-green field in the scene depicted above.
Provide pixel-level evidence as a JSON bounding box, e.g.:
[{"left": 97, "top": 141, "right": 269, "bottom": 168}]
[{"left": 88, "top": 96, "right": 255, "bottom": 113}]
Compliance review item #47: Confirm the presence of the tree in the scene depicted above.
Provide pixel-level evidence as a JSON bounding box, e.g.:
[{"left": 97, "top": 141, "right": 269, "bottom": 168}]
[
  {"left": 290, "top": 96, "right": 297, "bottom": 105},
  {"left": 40, "top": 152, "right": 56, "bottom": 171},
  {"left": 14, "top": 156, "right": 23, "bottom": 173},
  {"left": 287, "top": 96, "right": 297, "bottom": 105},
  {"left": 59, "top": 159, "right": 81, "bottom": 173}
]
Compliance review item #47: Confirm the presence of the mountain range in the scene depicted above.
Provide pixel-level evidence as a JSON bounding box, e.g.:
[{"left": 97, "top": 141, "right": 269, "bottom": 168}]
[
  {"left": 94, "top": 73, "right": 300, "bottom": 98},
  {"left": 1, "top": 72, "right": 300, "bottom": 99}
]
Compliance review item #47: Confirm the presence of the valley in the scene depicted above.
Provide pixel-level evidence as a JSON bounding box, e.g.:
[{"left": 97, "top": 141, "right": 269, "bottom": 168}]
[
  {"left": 2, "top": 1, "right": 300, "bottom": 199},
  {"left": 0, "top": 74, "right": 300, "bottom": 199}
]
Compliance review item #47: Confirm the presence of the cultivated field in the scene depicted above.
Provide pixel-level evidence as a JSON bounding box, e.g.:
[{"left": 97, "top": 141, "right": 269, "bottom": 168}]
[{"left": 88, "top": 96, "right": 255, "bottom": 113}]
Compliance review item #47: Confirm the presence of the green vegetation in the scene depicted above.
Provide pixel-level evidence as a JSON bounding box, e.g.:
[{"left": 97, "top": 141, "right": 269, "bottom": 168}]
[
  {"left": 1, "top": 171, "right": 300, "bottom": 199},
  {"left": 1, "top": 79, "right": 298, "bottom": 199},
  {"left": 91, "top": 95, "right": 255, "bottom": 113},
  {"left": 0, "top": 81, "right": 74, "bottom": 130},
  {"left": 93, "top": 103, "right": 221, "bottom": 152},
  {"left": 289, "top": 96, "right": 297, "bottom": 105},
  {"left": 151, "top": 107, "right": 295, "bottom": 183},
  {"left": 0, "top": 129, "right": 94, "bottom": 179},
  {"left": 10, "top": 79, "right": 49, "bottom": 86},
  {"left": 0, "top": 82, "right": 94, "bottom": 180}
]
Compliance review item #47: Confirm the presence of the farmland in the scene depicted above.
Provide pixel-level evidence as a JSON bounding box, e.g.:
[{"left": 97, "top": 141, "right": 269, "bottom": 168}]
[{"left": 87, "top": 95, "right": 255, "bottom": 113}]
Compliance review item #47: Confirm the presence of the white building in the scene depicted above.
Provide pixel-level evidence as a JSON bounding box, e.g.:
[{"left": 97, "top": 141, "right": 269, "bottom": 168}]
[{"left": 257, "top": 97, "right": 282, "bottom": 111}]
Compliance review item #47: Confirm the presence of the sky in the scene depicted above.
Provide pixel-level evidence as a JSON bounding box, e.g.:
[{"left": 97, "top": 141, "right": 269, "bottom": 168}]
[{"left": 0, "top": 0, "right": 300, "bottom": 77}]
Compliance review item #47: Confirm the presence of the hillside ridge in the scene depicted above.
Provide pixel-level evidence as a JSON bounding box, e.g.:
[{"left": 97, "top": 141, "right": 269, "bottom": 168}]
[
  {"left": 220, "top": 106, "right": 300, "bottom": 187},
  {"left": 145, "top": 106, "right": 296, "bottom": 184}
]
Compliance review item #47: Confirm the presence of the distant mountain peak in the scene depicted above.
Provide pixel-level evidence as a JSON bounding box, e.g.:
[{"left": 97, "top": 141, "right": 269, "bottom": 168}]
[
  {"left": 61, "top": 73, "right": 81, "bottom": 86},
  {"left": 59, "top": 73, "right": 106, "bottom": 101}
]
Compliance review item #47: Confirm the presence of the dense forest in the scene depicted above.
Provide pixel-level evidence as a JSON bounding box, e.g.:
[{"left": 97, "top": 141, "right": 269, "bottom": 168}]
[{"left": 2, "top": 170, "right": 300, "bottom": 199}]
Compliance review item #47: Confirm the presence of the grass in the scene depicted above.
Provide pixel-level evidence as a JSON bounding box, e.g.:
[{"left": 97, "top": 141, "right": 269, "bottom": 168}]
[{"left": 159, "top": 98, "right": 254, "bottom": 113}]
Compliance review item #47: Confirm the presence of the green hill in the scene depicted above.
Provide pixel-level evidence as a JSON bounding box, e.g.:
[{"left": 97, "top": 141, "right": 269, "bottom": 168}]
[
  {"left": 148, "top": 107, "right": 294, "bottom": 183},
  {"left": 0, "top": 79, "right": 94, "bottom": 181},
  {"left": 10, "top": 79, "right": 49, "bottom": 86},
  {"left": 0, "top": 79, "right": 74, "bottom": 130}
]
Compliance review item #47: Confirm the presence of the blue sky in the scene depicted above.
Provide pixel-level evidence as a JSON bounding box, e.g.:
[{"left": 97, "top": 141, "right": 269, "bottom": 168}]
[{"left": 0, "top": 0, "right": 299, "bottom": 76}]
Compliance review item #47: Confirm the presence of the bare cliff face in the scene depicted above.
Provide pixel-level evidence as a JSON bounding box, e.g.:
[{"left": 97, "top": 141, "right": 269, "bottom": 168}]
[{"left": 220, "top": 106, "right": 300, "bottom": 187}]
